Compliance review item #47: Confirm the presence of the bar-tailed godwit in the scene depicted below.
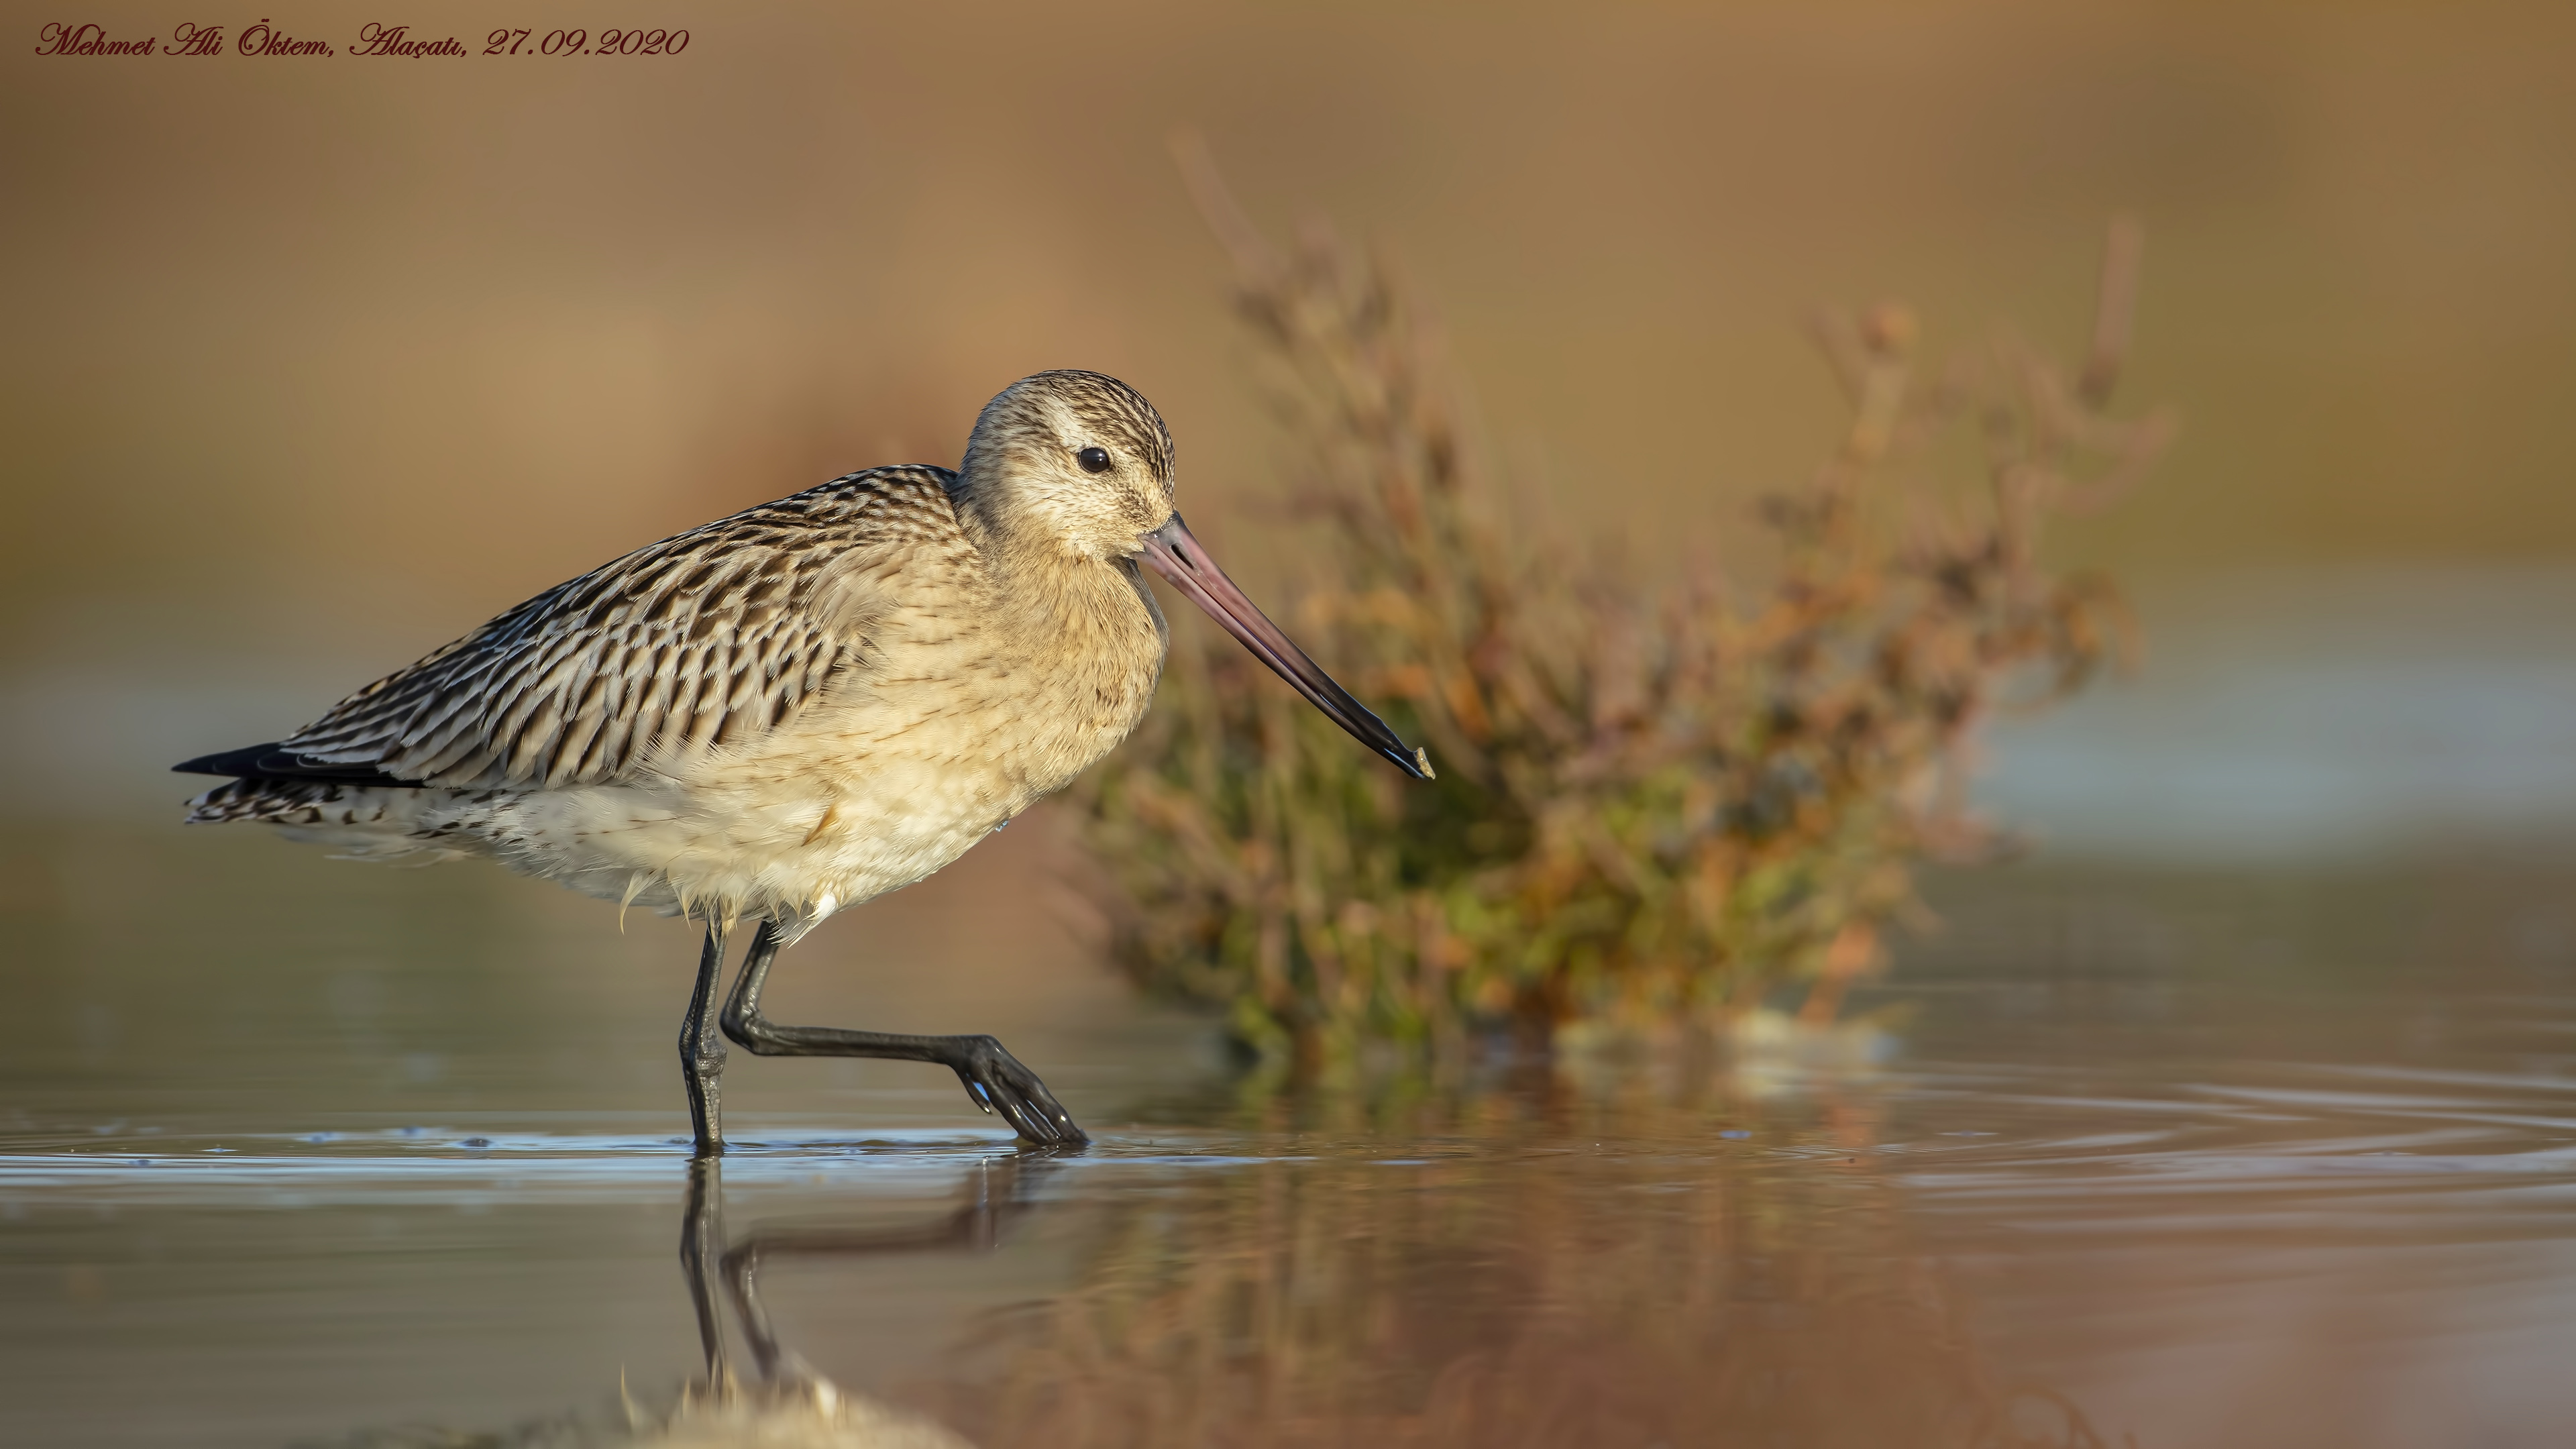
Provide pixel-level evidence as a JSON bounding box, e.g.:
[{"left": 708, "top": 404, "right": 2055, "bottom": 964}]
[{"left": 176, "top": 371, "right": 1430, "bottom": 1151}]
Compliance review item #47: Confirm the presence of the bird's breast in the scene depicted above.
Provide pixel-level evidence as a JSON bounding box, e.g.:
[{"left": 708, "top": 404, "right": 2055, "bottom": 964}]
[
  {"left": 976, "top": 594, "right": 1169, "bottom": 798},
  {"left": 721, "top": 561, "right": 1166, "bottom": 816}
]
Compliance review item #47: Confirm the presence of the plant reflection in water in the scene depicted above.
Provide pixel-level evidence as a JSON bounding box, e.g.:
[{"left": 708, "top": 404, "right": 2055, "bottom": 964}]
[{"left": 911, "top": 1095, "right": 2125, "bottom": 1449}]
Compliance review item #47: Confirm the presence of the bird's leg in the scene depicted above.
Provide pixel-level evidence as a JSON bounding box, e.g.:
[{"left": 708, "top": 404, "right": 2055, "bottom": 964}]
[
  {"left": 679, "top": 921, "right": 731, "bottom": 1156},
  {"left": 718, "top": 920, "right": 1087, "bottom": 1146}
]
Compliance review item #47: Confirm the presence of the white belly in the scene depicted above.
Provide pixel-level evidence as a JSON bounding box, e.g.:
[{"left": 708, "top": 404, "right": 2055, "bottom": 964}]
[{"left": 408, "top": 760, "right": 1020, "bottom": 938}]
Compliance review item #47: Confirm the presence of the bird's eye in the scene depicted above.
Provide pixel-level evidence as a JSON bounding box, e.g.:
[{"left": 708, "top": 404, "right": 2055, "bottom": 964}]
[{"left": 1076, "top": 446, "right": 1113, "bottom": 474}]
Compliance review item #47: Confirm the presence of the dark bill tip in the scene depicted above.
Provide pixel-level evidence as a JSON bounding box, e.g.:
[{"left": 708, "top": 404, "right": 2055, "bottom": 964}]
[{"left": 1139, "top": 513, "right": 1433, "bottom": 781}]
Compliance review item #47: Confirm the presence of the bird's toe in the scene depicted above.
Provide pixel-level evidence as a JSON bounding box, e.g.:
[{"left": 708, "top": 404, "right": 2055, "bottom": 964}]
[{"left": 954, "top": 1038, "right": 1087, "bottom": 1146}]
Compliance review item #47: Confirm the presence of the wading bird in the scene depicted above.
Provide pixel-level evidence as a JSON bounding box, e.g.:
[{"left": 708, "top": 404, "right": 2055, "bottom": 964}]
[{"left": 176, "top": 371, "right": 1430, "bottom": 1152}]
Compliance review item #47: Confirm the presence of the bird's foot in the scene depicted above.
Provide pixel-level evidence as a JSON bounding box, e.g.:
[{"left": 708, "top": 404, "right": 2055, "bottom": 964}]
[{"left": 947, "top": 1035, "right": 1088, "bottom": 1146}]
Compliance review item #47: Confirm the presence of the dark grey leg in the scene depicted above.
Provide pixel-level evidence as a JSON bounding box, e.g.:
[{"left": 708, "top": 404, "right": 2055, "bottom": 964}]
[
  {"left": 718, "top": 920, "right": 1087, "bottom": 1146},
  {"left": 679, "top": 922, "right": 731, "bottom": 1156}
]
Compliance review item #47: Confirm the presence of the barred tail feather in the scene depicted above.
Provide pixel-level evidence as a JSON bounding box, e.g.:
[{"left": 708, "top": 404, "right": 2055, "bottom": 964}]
[
  {"left": 185, "top": 777, "right": 388, "bottom": 825},
  {"left": 182, "top": 778, "right": 466, "bottom": 863}
]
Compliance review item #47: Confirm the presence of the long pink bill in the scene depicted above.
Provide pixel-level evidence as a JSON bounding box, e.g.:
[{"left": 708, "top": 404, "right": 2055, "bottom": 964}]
[{"left": 1138, "top": 513, "right": 1434, "bottom": 781}]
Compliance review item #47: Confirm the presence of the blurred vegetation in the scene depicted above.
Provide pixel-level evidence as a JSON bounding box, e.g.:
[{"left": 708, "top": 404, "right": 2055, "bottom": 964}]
[{"left": 1070, "top": 151, "right": 2171, "bottom": 1065}]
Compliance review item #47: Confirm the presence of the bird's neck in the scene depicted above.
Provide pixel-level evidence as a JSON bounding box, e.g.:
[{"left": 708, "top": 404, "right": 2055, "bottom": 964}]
[
  {"left": 950, "top": 481, "right": 1052, "bottom": 568},
  {"left": 948, "top": 479, "right": 1160, "bottom": 661}
]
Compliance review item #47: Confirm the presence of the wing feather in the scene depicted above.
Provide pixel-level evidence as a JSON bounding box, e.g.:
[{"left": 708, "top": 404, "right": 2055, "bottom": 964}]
[{"left": 276, "top": 468, "right": 961, "bottom": 789}]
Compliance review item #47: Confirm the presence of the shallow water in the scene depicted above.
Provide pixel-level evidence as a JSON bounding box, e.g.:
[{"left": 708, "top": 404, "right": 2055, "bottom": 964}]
[{"left": 3, "top": 828, "right": 2573, "bottom": 1448}]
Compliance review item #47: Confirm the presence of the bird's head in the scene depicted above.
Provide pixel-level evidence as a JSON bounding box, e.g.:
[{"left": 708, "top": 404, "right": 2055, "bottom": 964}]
[
  {"left": 957, "top": 369, "right": 1434, "bottom": 782},
  {"left": 959, "top": 369, "right": 1177, "bottom": 562}
]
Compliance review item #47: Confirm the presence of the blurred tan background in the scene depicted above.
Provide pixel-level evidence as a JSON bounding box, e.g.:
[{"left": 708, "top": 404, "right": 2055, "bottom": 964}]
[
  {"left": 7, "top": 21, "right": 2575, "bottom": 1444},
  {"left": 5, "top": 0, "right": 2575, "bottom": 850}
]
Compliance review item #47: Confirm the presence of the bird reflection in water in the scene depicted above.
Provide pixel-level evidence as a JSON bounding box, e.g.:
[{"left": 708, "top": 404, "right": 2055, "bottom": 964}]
[
  {"left": 329, "top": 1155, "right": 1057, "bottom": 1448},
  {"left": 661, "top": 1155, "right": 1056, "bottom": 1449}
]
